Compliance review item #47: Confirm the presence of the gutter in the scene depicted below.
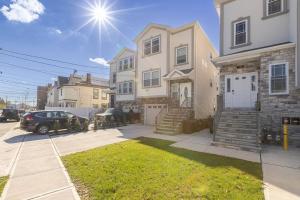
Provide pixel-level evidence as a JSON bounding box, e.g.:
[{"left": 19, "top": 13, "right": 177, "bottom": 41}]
[{"left": 213, "top": 43, "right": 296, "bottom": 65}]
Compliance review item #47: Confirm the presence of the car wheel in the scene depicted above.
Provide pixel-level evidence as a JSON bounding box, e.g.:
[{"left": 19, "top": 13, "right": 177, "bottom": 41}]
[{"left": 38, "top": 125, "right": 49, "bottom": 134}]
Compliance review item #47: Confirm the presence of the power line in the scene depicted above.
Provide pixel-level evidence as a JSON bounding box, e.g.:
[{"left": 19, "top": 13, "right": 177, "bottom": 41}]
[
  {"left": 0, "top": 52, "right": 107, "bottom": 74},
  {"left": 0, "top": 48, "right": 102, "bottom": 69}
]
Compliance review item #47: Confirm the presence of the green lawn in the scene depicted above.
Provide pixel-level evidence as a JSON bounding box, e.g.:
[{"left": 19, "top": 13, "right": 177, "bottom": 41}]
[
  {"left": 62, "top": 137, "right": 264, "bottom": 200},
  {"left": 0, "top": 176, "right": 8, "bottom": 196}
]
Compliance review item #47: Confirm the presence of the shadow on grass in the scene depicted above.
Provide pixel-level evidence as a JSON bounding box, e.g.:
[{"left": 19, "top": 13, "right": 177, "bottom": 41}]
[{"left": 134, "top": 137, "right": 263, "bottom": 180}]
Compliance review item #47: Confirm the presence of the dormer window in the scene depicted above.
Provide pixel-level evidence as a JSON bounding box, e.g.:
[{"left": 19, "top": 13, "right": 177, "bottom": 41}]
[
  {"left": 231, "top": 17, "right": 251, "bottom": 48},
  {"left": 267, "top": 0, "right": 282, "bottom": 16}
]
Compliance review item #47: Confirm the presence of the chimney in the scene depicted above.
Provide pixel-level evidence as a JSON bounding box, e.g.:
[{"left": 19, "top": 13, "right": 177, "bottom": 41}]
[{"left": 86, "top": 73, "right": 92, "bottom": 84}]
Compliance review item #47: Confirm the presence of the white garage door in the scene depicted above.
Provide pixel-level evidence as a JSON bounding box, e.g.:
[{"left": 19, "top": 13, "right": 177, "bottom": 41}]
[{"left": 144, "top": 104, "right": 166, "bottom": 126}]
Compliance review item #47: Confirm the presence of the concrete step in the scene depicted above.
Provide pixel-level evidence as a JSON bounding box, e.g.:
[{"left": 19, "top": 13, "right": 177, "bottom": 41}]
[{"left": 155, "top": 129, "right": 178, "bottom": 135}]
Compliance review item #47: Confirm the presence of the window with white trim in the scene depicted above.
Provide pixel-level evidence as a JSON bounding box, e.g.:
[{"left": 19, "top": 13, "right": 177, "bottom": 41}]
[
  {"left": 176, "top": 46, "right": 188, "bottom": 65},
  {"left": 269, "top": 63, "right": 288, "bottom": 95},
  {"left": 143, "top": 70, "right": 160, "bottom": 88},
  {"left": 267, "top": 0, "right": 283, "bottom": 16},
  {"left": 118, "top": 56, "right": 134, "bottom": 71},
  {"left": 118, "top": 81, "right": 134, "bottom": 95},
  {"left": 93, "top": 88, "right": 99, "bottom": 99},
  {"left": 234, "top": 19, "right": 248, "bottom": 46},
  {"left": 144, "top": 36, "right": 160, "bottom": 56}
]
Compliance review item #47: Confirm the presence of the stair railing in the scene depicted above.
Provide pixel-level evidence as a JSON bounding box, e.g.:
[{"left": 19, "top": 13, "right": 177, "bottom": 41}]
[
  {"left": 213, "top": 95, "right": 224, "bottom": 141},
  {"left": 172, "top": 98, "right": 192, "bottom": 131},
  {"left": 155, "top": 105, "right": 168, "bottom": 131}
]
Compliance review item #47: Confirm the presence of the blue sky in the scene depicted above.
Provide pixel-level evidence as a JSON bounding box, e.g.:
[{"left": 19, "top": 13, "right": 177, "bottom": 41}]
[{"left": 0, "top": 0, "right": 219, "bottom": 104}]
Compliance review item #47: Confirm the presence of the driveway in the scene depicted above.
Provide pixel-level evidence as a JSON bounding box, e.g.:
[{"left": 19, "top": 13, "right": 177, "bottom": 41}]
[{"left": 0, "top": 122, "right": 19, "bottom": 138}]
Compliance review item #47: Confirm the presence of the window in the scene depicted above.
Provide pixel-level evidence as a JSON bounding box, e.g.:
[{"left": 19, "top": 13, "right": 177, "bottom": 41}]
[
  {"left": 119, "top": 60, "right": 123, "bottom": 71},
  {"left": 60, "top": 89, "right": 63, "bottom": 96},
  {"left": 267, "top": 0, "right": 282, "bottom": 16},
  {"left": 118, "top": 83, "right": 122, "bottom": 94},
  {"left": 176, "top": 46, "right": 188, "bottom": 65},
  {"left": 143, "top": 70, "right": 160, "bottom": 88},
  {"left": 102, "top": 91, "right": 107, "bottom": 100},
  {"left": 227, "top": 78, "right": 231, "bottom": 93},
  {"left": 123, "top": 82, "right": 128, "bottom": 94},
  {"left": 112, "top": 73, "right": 116, "bottom": 84},
  {"left": 93, "top": 88, "right": 99, "bottom": 99},
  {"left": 234, "top": 20, "right": 248, "bottom": 46},
  {"left": 144, "top": 36, "right": 160, "bottom": 56},
  {"left": 269, "top": 63, "right": 288, "bottom": 95},
  {"left": 123, "top": 59, "right": 129, "bottom": 70},
  {"left": 117, "top": 81, "right": 134, "bottom": 95},
  {"left": 144, "top": 40, "right": 151, "bottom": 56},
  {"left": 129, "top": 56, "right": 134, "bottom": 69},
  {"left": 128, "top": 82, "right": 133, "bottom": 94}
]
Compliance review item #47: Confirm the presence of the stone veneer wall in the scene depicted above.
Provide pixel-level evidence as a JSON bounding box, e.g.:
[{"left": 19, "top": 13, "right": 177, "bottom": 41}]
[
  {"left": 115, "top": 101, "right": 138, "bottom": 112},
  {"left": 260, "top": 47, "right": 300, "bottom": 139},
  {"left": 136, "top": 97, "right": 169, "bottom": 124},
  {"left": 219, "top": 47, "right": 300, "bottom": 140}
]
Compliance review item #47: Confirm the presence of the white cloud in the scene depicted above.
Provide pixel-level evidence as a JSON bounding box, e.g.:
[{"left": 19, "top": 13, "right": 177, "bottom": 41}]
[
  {"left": 1, "top": 0, "right": 45, "bottom": 23},
  {"left": 55, "top": 29, "right": 62, "bottom": 34},
  {"left": 89, "top": 58, "right": 109, "bottom": 67}
]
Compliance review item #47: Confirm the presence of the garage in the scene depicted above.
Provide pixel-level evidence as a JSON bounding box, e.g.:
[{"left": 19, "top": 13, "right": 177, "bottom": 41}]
[{"left": 144, "top": 104, "right": 166, "bottom": 125}]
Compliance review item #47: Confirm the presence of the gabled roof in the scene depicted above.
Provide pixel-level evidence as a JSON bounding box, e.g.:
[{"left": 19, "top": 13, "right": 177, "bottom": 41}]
[
  {"left": 163, "top": 68, "right": 194, "bottom": 80},
  {"left": 109, "top": 48, "right": 136, "bottom": 64},
  {"left": 134, "top": 23, "right": 171, "bottom": 43}
]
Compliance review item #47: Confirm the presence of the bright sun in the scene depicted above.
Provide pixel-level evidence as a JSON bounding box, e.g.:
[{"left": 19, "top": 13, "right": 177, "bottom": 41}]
[{"left": 92, "top": 6, "right": 109, "bottom": 22}]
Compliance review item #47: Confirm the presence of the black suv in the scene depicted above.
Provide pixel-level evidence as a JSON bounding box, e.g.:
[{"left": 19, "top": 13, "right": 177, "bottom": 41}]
[
  {"left": 0, "top": 109, "right": 21, "bottom": 122},
  {"left": 20, "top": 111, "right": 88, "bottom": 134}
]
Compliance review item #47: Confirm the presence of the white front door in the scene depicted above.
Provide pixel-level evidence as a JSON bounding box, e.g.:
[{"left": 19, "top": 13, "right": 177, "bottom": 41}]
[
  {"left": 225, "top": 72, "right": 258, "bottom": 108},
  {"left": 180, "top": 82, "right": 192, "bottom": 107}
]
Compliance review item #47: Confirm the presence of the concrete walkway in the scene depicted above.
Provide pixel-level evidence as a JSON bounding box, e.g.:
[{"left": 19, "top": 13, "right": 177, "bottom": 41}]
[
  {"left": 1, "top": 134, "right": 80, "bottom": 200},
  {"left": 262, "top": 145, "right": 300, "bottom": 200}
]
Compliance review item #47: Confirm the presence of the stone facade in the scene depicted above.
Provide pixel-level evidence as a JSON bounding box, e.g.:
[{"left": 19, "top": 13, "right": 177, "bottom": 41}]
[
  {"left": 136, "top": 97, "right": 169, "bottom": 124},
  {"left": 115, "top": 101, "right": 139, "bottom": 113},
  {"left": 219, "top": 47, "right": 300, "bottom": 140},
  {"left": 260, "top": 47, "right": 300, "bottom": 140}
]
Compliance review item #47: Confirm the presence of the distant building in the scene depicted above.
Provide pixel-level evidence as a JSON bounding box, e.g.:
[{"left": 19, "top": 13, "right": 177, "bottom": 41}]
[
  {"left": 37, "top": 85, "right": 50, "bottom": 110},
  {"left": 47, "top": 73, "right": 109, "bottom": 109}
]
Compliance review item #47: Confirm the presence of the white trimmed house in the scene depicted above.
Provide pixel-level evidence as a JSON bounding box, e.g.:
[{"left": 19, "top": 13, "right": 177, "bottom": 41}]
[
  {"left": 213, "top": 0, "right": 300, "bottom": 151},
  {"left": 108, "top": 48, "right": 138, "bottom": 112},
  {"left": 134, "top": 22, "right": 219, "bottom": 133}
]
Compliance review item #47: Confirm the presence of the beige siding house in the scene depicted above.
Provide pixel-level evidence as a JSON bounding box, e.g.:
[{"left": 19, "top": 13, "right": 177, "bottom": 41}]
[
  {"left": 108, "top": 48, "right": 138, "bottom": 112},
  {"left": 47, "top": 73, "right": 109, "bottom": 109},
  {"left": 134, "top": 22, "right": 219, "bottom": 133},
  {"left": 213, "top": 0, "right": 300, "bottom": 151}
]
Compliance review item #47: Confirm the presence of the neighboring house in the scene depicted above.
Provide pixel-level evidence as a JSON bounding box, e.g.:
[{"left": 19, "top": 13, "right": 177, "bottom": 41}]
[
  {"left": 47, "top": 73, "right": 109, "bottom": 109},
  {"left": 47, "top": 76, "right": 69, "bottom": 107},
  {"left": 134, "top": 22, "right": 219, "bottom": 133},
  {"left": 213, "top": 0, "right": 300, "bottom": 151},
  {"left": 37, "top": 85, "right": 50, "bottom": 110},
  {"left": 108, "top": 48, "right": 138, "bottom": 112}
]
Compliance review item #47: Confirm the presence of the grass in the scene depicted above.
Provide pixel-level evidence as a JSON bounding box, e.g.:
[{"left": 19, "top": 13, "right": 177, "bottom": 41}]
[
  {"left": 62, "top": 137, "right": 264, "bottom": 200},
  {"left": 0, "top": 176, "right": 8, "bottom": 196}
]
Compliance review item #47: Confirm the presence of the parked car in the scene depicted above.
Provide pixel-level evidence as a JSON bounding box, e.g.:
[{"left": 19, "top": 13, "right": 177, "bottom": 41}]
[
  {"left": 95, "top": 108, "right": 126, "bottom": 128},
  {"left": 20, "top": 111, "right": 89, "bottom": 134},
  {"left": 0, "top": 109, "right": 22, "bottom": 122}
]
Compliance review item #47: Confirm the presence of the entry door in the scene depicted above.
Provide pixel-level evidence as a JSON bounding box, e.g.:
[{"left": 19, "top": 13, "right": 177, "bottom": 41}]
[
  {"left": 170, "top": 83, "right": 180, "bottom": 106},
  {"left": 180, "top": 82, "right": 192, "bottom": 107},
  {"left": 110, "top": 94, "right": 115, "bottom": 108},
  {"left": 225, "top": 72, "right": 258, "bottom": 108}
]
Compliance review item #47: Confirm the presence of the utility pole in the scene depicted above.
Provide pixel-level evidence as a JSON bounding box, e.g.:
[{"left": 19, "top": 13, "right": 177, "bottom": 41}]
[{"left": 5, "top": 96, "right": 7, "bottom": 108}]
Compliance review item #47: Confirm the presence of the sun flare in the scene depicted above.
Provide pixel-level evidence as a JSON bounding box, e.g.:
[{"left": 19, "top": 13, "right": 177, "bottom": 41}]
[{"left": 92, "top": 6, "right": 109, "bottom": 23}]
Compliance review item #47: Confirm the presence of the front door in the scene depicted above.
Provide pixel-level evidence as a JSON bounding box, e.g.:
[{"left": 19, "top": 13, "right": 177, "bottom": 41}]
[
  {"left": 110, "top": 94, "right": 115, "bottom": 108},
  {"left": 225, "top": 72, "right": 258, "bottom": 108},
  {"left": 180, "top": 82, "right": 192, "bottom": 107}
]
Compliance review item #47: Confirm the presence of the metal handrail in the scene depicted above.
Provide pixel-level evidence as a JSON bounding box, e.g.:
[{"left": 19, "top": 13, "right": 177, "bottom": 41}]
[
  {"left": 172, "top": 97, "right": 192, "bottom": 129},
  {"left": 155, "top": 106, "right": 168, "bottom": 130},
  {"left": 213, "top": 95, "right": 223, "bottom": 141}
]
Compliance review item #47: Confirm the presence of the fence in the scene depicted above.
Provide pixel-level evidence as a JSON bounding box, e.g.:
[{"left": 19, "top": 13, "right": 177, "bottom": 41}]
[{"left": 45, "top": 107, "right": 103, "bottom": 119}]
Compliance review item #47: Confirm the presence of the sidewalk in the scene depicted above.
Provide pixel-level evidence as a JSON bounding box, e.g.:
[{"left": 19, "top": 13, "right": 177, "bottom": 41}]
[
  {"left": 262, "top": 145, "right": 300, "bottom": 200},
  {"left": 1, "top": 134, "right": 80, "bottom": 200}
]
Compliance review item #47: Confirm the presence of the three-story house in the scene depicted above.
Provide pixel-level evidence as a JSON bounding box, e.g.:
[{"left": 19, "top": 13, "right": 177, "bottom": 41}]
[{"left": 213, "top": 0, "right": 300, "bottom": 151}]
